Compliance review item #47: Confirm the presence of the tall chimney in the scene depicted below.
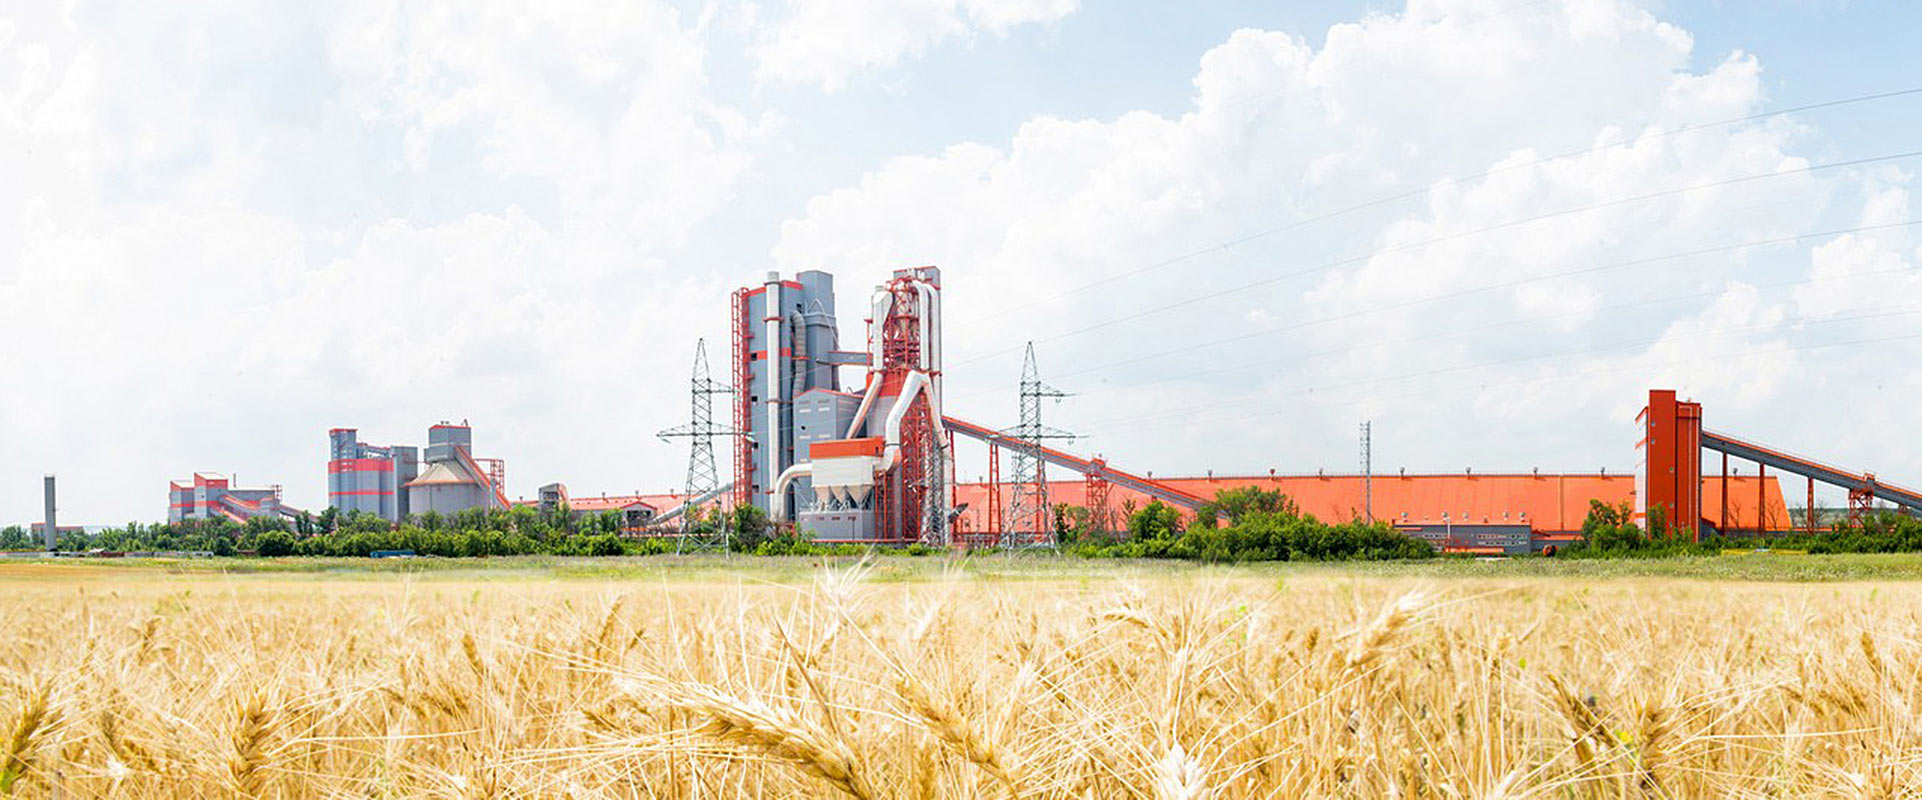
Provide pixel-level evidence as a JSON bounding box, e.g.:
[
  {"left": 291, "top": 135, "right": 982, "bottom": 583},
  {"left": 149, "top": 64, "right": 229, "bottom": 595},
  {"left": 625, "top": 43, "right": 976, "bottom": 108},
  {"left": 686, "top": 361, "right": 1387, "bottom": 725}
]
[{"left": 42, "top": 475, "right": 57, "bottom": 551}]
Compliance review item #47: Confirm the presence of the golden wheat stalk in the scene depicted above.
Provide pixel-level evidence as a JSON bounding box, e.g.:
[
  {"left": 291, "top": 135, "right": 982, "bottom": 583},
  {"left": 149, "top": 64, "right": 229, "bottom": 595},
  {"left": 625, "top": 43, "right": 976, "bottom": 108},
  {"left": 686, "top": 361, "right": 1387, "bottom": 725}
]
[
  {"left": 894, "top": 674, "right": 1022, "bottom": 792},
  {"left": 228, "top": 692, "right": 276, "bottom": 797},
  {"left": 0, "top": 683, "right": 51, "bottom": 796},
  {"left": 1345, "top": 591, "right": 1427, "bottom": 672},
  {"left": 667, "top": 681, "right": 877, "bottom": 799},
  {"left": 1152, "top": 743, "right": 1211, "bottom": 800}
]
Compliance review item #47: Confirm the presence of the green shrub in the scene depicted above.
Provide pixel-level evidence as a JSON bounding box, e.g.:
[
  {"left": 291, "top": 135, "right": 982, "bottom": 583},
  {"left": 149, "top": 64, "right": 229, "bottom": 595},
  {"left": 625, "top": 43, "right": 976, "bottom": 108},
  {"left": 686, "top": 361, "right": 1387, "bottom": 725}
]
[{"left": 254, "top": 531, "right": 295, "bottom": 557}]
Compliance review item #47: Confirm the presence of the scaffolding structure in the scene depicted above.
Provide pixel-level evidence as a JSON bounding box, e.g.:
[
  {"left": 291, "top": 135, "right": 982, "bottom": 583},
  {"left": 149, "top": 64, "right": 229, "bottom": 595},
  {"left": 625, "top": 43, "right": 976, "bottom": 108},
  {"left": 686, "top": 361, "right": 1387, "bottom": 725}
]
[
  {"left": 1085, "top": 458, "right": 1113, "bottom": 539},
  {"left": 730, "top": 289, "right": 754, "bottom": 513}
]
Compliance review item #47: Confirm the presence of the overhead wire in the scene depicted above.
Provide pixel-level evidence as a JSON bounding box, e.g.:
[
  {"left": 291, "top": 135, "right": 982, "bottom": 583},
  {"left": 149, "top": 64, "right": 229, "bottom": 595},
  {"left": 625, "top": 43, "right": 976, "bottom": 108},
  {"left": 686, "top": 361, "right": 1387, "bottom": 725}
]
[
  {"left": 1047, "top": 219, "right": 1922, "bottom": 384},
  {"left": 936, "top": 215, "right": 1920, "bottom": 411},
  {"left": 1043, "top": 325, "right": 1922, "bottom": 479},
  {"left": 1060, "top": 303, "right": 1922, "bottom": 437},
  {"left": 1096, "top": 261, "right": 1922, "bottom": 394},
  {"left": 948, "top": 146, "right": 1922, "bottom": 369},
  {"left": 952, "top": 85, "right": 1922, "bottom": 335}
]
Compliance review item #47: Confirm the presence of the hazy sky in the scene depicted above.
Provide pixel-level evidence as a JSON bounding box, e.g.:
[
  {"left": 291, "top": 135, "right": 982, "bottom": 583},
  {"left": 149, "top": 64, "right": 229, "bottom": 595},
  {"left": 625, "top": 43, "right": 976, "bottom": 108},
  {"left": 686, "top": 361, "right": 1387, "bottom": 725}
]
[{"left": 5, "top": 0, "right": 1921, "bottom": 525}]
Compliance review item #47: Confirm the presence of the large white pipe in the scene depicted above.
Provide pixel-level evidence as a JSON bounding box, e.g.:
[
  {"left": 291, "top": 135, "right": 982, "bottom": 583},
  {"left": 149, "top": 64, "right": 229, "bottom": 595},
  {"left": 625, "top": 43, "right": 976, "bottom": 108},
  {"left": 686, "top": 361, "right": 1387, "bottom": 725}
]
[
  {"left": 869, "top": 288, "right": 891, "bottom": 371},
  {"left": 913, "top": 279, "right": 950, "bottom": 532},
  {"left": 769, "top": 463, "right": 813, "bottom": 523},
  {"left": 845, "top": 376, "right": 881, "bottom": 439},
  {"left": 926, "top": 280, "right": 941, "bottom": 377},
  {"left": 764, "top": 274, "right": 783, "bottom": 514},
  {"left": 845, "top": 288, "right": 895, "bottom": 438},
  {"left": 922, "top": 280, "right": 937, "bottom": 371},
  {"left": 879, "top": 371, "right": 931, "bottom": 472}
]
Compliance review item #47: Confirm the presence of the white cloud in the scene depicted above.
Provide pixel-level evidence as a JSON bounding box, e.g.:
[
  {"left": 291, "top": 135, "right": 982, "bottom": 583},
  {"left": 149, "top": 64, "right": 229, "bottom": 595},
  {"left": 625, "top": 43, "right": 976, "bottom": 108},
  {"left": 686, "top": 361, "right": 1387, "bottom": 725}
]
[
  {"left": 771, "top": 0, "right": 1921, "bottom": 484},
  {"left": 1795, "top": 182, "right": 1921, "bottom": 320},
  {"left": 5, "top": 0, "right": 1920, "bottom": 525},
  {"left": 751, "top": 0, "right": 1077, "bottom": 91},
  {"left": 0, "top": 1, "right": 758, "bottom": 522}
]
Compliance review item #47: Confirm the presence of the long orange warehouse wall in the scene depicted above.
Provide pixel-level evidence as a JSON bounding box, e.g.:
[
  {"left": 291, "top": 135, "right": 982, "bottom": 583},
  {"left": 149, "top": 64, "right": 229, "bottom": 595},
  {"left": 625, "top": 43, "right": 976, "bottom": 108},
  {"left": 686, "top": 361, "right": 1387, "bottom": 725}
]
[{"left": 952, "top": 473, "right": 1790, "bottom": 534}]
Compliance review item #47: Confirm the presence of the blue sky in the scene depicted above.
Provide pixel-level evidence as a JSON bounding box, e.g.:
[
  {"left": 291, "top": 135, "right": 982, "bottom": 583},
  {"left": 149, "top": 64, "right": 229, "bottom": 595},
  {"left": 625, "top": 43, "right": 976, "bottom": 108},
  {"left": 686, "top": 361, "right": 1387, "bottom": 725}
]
[{"left": 4, "top": 0, "right": 1921, "bottom": 524}]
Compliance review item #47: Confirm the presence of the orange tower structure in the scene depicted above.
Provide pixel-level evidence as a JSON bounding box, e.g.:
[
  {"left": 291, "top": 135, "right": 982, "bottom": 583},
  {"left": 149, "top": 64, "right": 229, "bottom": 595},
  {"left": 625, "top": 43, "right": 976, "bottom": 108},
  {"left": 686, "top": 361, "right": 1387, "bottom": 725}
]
[{"left": 1637, "top": 389, "right": 1703, "bottom": 541}]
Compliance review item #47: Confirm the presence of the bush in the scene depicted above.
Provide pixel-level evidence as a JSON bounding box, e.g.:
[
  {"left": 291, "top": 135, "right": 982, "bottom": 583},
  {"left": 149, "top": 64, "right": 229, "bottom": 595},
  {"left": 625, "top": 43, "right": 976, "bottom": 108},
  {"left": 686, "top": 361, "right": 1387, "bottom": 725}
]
[
  {"left": 254, "top": 531, "right": 295, "bottom": 557},
  {"left": 1127, "top": 501, "right": 1184, "bottom": 542},
  {"left": 1064, "top": 491, "right": 1433, "bottom": 564},
  {"left": 1561, "top": 501, "right": 1922, "bottom": 559}
]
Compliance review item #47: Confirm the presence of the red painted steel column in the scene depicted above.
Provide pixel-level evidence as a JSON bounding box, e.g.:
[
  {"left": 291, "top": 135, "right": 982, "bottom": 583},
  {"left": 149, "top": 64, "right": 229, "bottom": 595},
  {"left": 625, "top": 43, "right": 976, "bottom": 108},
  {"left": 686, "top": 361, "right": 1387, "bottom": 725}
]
[
  {"left": 1807, "top": 478, "right": 1815, "bottom": 533},
  {"left": 987, "top": 442, "right": 1001, "bottom": 547}
]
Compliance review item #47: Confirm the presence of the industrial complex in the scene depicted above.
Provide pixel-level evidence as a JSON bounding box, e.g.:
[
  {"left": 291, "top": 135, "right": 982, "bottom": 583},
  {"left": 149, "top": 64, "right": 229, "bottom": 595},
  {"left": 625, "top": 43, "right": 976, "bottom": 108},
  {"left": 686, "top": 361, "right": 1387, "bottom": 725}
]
[
  {"left": 44, "top": 265, "right": 1906, "bottom": 554},
  {"left": 167, "top": 473, "right": 297, "bottom": 525},
  {"left": 324, "top": 422, "right": 508, "bottom": 519},
  {"left": 648, "top": 267, "right": 1921, "bottom": 552}
]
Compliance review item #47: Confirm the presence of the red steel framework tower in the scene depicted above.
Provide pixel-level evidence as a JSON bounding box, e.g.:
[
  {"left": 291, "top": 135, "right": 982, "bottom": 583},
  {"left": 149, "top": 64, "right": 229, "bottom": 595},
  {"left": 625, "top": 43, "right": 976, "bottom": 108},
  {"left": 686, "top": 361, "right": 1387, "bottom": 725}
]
[
  {"left": 982, "top": 442, "right": 1003, "bottom": 547},
  {"left": 1850, "top": 480, "right": 1877, "bottom": 527},
  {"left": 872, "top": 271, "right": 944, "bottom": 544},
  {"left": 730, "top": 288, "right": 753, "bottom": 512},
  {"left": 1084, "top": 458, "right": 1113, "bottom": 540}
]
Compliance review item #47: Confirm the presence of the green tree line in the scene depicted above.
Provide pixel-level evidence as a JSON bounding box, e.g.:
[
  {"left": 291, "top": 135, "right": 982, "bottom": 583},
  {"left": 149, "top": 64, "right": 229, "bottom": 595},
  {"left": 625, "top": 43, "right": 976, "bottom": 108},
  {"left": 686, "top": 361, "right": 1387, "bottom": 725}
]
[
  {"left": 1564, "top": 499, "right": 1922, "bottom": 557},
  {"left": 30, "top": 487, "right": 1917, "bottom": 562},
  {"left": 1064, "top": 486, "right": 1435, "bottom": 562}
]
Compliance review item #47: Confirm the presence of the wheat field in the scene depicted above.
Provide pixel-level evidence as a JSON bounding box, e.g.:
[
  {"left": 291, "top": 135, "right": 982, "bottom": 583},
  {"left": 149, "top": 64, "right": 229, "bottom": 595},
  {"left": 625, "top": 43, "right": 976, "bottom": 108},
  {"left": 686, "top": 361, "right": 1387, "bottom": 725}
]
[{"left": 2, "top": 560, "right": 1919, "bottom": 798}]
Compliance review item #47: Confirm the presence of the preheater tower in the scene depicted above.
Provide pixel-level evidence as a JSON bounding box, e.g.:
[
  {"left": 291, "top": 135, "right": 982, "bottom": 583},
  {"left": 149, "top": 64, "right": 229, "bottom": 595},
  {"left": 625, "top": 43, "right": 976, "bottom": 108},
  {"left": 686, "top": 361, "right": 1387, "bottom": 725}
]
[
  {"left": 736, "top": 267, "right": 954, "bottom": 543},
  {"left": 733, "top": 270, "right": 851, "bottom": 519}
]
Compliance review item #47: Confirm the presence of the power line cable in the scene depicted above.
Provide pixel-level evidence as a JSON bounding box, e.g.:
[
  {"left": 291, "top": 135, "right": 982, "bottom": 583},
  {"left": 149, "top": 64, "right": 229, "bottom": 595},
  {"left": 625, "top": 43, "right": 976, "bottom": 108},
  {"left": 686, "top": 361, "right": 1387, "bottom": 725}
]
[
  {"left": 949, "top": 147, "right": 1922, "bottom": 369},
  {"left": 1062, "top": 304, "right": 1922, "bottom": 436},
  {"left": 954, "top": 86, "right": 1922, "bottom": 332},
  {"left": 1052, "top": 327, "right": 1922, "bottom": 481},
  {"left": 967, "top": 258, "right": 1920, "bottom": 412},
  {"left": 939, "top": 218, "right": 1919, "bottom": 410},
  {"left": 1044, "top": 219, "right": 1922, "bottom": 384},
  {"left": 952, "top": 325, "right": 1922, "bottom": 480}
]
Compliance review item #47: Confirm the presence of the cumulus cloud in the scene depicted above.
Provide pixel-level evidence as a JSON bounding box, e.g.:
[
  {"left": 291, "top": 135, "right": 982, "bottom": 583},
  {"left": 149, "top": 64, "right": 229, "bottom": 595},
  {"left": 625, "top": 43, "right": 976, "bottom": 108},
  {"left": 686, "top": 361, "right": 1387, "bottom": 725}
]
[
  {"left": 771, "top": 0, "right": 1920, "bottom": 483},
  {"left": 751, "top": 0, "right": 1077, "bottom": 91},
  {"left": 0, "top": 1, "right": 758, "bottom": 522},
  {"left": 5, "top": 0, "right": 1919, "bottom": 524}
]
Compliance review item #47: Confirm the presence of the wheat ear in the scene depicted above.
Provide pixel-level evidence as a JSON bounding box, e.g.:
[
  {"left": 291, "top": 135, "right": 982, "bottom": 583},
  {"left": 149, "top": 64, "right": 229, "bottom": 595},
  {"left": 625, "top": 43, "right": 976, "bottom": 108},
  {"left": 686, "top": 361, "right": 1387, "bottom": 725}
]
[
  {"left": 669, "top": 682, "right": 876, "bottom": 799},
  {"left": 228, "top": 692, "right": 275, "bottom": 797},
  {"left": 895, "top": 675, "right": 1021, "bottom": 792},
  {"left": 0, "top": 683, "right": 52, "bottom": 796}
]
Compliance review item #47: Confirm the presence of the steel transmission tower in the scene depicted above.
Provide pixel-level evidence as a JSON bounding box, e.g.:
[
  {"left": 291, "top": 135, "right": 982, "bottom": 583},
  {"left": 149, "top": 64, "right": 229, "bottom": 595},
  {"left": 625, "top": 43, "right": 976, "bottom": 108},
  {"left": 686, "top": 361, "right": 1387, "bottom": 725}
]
[
  {"left": 657, "top": 339, "right": 737, "bottom": 553},
  {"left": 1006, "top": 343, "right": 1074, "bottom": 549},
  {"left": 1360, "top": 421, "right": 1373, "bottom": 524}
]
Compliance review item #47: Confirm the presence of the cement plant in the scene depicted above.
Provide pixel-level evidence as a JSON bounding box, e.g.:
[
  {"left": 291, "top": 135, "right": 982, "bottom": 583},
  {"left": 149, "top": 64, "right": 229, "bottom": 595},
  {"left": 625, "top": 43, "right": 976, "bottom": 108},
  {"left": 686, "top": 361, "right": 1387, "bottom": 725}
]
[{"left": 19, "top": 266, "right": 1921, "bottom": 557}]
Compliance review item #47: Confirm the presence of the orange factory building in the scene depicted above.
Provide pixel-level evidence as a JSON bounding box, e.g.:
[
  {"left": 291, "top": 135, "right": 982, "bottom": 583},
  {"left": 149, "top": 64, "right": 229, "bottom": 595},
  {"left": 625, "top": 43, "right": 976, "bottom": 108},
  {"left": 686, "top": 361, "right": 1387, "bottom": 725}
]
[{"left": 950, "top": 471, "right": 1789, "bottom": 537}]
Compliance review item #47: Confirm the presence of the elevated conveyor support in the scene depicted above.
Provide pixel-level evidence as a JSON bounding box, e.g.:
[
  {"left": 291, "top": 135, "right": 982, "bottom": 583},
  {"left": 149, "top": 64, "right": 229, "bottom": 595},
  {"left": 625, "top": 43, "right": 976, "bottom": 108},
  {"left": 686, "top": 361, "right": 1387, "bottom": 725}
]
[
  {"left": 1702, "top": 431, "right": 1922, "bottom": 514},
  {"left": 1640, "top": 389, "right": 1921, "bottom": 539},
  {"left": 454, "top": 446, "right": 513, "bottom": 510},
  {"left": 651, "top": 481, "right": 736, "bottom": 527},
  {"left": 943, "top": 416, "right": 1218, "bottom": 517}
]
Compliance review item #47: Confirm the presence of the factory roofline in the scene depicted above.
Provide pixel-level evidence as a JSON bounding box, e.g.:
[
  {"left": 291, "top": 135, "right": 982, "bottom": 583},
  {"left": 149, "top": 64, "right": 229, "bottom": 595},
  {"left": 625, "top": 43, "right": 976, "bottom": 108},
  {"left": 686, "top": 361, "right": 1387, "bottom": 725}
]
[
  {"left": 512, "top": 492, "right": 685, "bottom": 513},
  {"left": 1136, "top": 470, "right": 1633, "bottom": 480},
  {"left": 405, "top": 462, "right": 475, "bottom": 487},
  {"left": 952, "top": 471, "right": 1790, "bottom": 534}
]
